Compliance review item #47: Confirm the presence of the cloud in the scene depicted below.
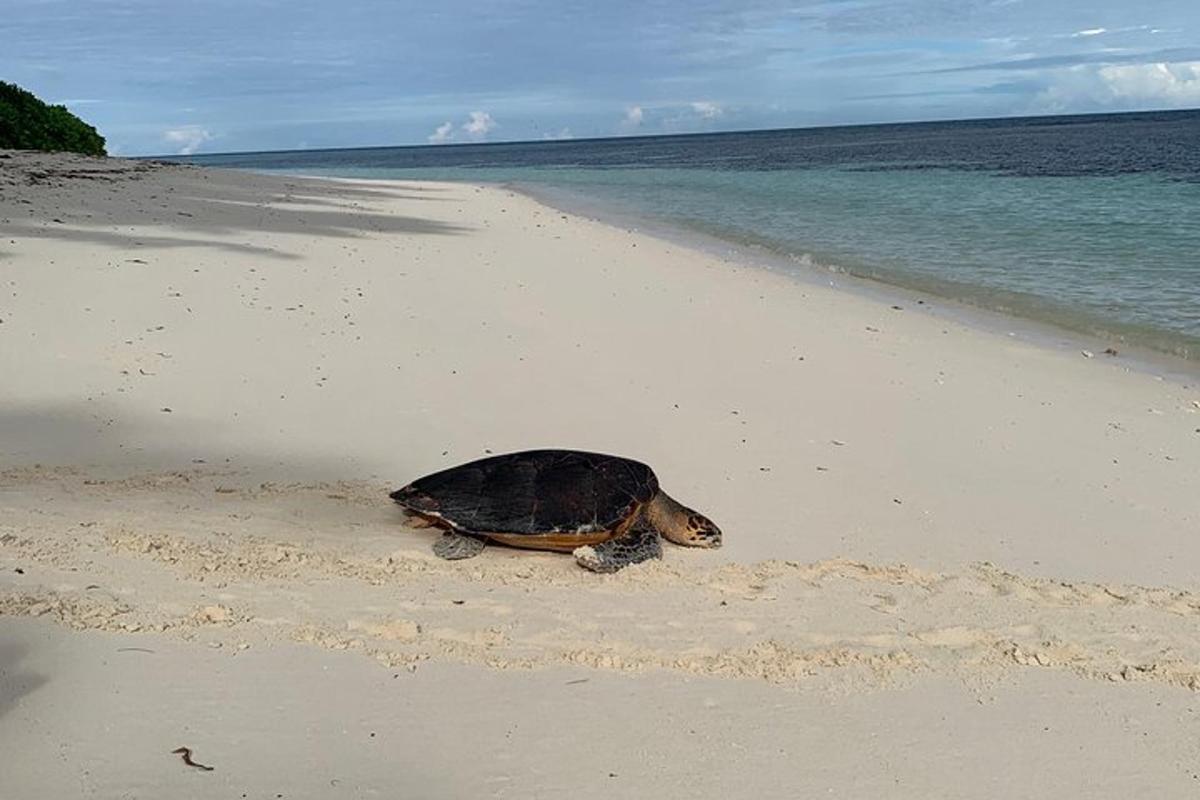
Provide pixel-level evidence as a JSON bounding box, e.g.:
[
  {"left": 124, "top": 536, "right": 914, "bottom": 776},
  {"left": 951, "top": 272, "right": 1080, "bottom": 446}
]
[
  {"left": 1098, "top": 61, "right": 1200, "bottom": 103},
  {"left": 427, "top": 112, "right": 496, "bottom": 144},
  {"left": 1037, "top": 61, "right": 1200, "bottom": 110},
  {"left": 162, "top": 126, "right": 213, "bottom": 155},
  {"left": 541, "top": 127, "right": 573, "bottom": 140},
  {"left": 654, "top": 100, "right": 730, "bottom": 132},
  {"left": 617, "top": 101, "right": 727, "bottom": 134},
  {"left": 927, "top": 47, "right": 1200, "bottom": 74},
  {"left": 690, "top": 100, "right": 723, "bottom": 118},
  {"left": 461, "top": 110, "right": 496, "bottom": 140},
  {"left": 427, "top": 121, "right": 453, "bottom": 144},
  {"left": 1065, "top": 24, "right": 1156, "bottom": 39},
  {"left": 850, "top": 80, "right": 1038, "bottom": 101}
]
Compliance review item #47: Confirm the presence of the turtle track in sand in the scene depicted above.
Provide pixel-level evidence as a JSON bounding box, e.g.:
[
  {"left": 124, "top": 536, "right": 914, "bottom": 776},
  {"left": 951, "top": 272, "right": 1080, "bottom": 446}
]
[{"left": 3, "top": 467, "right": 1200, "bottom": 692}]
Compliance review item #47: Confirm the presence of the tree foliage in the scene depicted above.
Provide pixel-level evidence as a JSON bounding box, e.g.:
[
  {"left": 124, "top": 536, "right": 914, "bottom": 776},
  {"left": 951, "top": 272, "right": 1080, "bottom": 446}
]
[{"left": 0, "top": 81, "right": 106, "bottom": 156}]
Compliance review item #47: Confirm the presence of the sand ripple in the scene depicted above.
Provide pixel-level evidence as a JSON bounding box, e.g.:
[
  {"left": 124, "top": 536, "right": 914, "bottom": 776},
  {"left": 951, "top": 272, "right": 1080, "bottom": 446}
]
[{"left": 3, "top": 468, "right": 1200, "bottom": 692}]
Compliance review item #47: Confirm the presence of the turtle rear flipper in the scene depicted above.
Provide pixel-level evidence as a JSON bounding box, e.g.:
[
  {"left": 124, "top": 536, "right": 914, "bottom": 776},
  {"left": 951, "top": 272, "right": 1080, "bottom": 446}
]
[
  {"left": 573, "top": 522, "right": 661, "bottom": 573},
  {"left": 433, "top": 531, "right": 487, "bottom": 560}
]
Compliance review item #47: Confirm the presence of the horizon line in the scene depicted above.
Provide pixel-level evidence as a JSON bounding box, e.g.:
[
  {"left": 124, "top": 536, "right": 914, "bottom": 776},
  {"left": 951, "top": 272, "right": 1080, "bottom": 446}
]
[{"left": 142, "top": 106, "right": 1200, "bottom": 161}]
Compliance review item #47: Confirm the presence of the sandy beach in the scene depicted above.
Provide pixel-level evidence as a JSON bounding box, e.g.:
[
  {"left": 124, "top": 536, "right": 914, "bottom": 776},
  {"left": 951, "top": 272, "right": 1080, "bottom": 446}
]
[{"left": 2, "top": 150, "right": 1200, "bottom": 797}]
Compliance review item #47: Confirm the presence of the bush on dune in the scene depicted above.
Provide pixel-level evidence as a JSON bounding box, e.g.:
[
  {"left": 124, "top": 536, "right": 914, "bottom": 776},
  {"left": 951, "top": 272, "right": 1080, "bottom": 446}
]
[{"left": 0, "top": 80, "right": 106, "bottom": 156}]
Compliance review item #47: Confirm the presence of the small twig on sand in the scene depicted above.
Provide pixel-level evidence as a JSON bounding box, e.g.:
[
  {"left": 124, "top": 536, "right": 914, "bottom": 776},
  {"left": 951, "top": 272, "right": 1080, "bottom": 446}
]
[{"left": 172, "top": 747, "right": 214, "bottom": 771}]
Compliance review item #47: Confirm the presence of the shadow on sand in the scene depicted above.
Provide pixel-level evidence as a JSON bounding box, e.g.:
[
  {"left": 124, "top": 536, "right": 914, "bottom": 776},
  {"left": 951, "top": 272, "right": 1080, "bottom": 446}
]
[
  {"left": 0, "top": 397, "right": 411, "bottom": 484},
  {"left": 0, "top": 154, "right": 469, "bottom": 261},
  {"left": 0, "top": 639, "right": 48, "bottom": 721}
]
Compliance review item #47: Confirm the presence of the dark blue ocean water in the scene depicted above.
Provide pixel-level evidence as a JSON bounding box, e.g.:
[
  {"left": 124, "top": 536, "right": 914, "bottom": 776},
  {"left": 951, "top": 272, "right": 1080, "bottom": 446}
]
[{"left": 175, "top": 110, "right": 1200, "bottom": 358}]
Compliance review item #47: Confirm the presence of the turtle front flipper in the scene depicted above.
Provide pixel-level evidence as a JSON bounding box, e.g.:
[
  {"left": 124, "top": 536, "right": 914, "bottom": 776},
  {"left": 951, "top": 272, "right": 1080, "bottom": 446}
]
[
  {"left": 573, "top": 522, "right": 661, "bottom": 573},
  {"left": 433, "top": 531, "right": 487, "bottom": 560}
]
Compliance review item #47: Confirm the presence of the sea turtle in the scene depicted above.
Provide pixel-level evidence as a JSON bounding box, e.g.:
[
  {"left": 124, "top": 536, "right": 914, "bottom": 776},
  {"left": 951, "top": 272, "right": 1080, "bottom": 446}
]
[{"left": 389, "top": 449, "right": 721, "bottom": 572}]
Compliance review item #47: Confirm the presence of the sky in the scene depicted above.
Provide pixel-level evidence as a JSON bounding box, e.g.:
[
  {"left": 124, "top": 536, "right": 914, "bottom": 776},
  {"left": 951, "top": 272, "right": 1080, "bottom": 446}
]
[{"left": 3, "top": 0, "right": 1199, "bottom": 155}]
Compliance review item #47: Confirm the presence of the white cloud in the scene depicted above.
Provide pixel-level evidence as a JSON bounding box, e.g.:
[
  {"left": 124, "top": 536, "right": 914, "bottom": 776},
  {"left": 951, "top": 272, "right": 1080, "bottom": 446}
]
[
  {"left": 1064, "top": 24, "right": 1155, "bottom": 39},
  {"left": 658, "top": 101, "right": 730, "bottom": 133},
  {"left": 621, "top": 105, "right": 644, "bottom": 130},
  {"left": 427, "top": 121, "right": 454, "bottom": 144},
  {"left": 1037, "top": 61, "right": 1200, "bottom": 110},
  {"left": 541, "top": 127, "right": 573, "bottom": 140},
  {"left": 461, "top": 110, "right": 496, "bottom": 140},
  {"left": 162, "top": 126, "right": 213, "bottom": 155},
  {"left": 427, "top": 112, "right": 497, "bottom": 144},
  {"left": 620, "top": 102, "right": 724, "bottom": 134},
  {"left": 1099, "top": 61, "right": 1200, "bottom": 103}
]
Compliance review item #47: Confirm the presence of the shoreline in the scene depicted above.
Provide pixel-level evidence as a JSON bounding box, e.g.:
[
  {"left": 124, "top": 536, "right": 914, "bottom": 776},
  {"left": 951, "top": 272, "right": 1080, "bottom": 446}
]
[
  {"left": 511, "top": 178, "right": 1200, "bottom": 385},
  {"left": 286, "top": 169, "right": 1200, "bottom": 383}
]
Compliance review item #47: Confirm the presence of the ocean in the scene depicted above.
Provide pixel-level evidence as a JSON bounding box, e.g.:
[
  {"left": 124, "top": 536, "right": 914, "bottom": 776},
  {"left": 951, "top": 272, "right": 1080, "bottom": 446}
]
[{"left": 175, "top": 110, "right": 1200, "bottom": 360}]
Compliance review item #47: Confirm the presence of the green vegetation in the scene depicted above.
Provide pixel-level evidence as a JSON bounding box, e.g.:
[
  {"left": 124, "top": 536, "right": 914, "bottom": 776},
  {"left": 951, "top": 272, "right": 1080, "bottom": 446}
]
[{"left": 0, "top": 80, "right": 106, "bottom": 156}]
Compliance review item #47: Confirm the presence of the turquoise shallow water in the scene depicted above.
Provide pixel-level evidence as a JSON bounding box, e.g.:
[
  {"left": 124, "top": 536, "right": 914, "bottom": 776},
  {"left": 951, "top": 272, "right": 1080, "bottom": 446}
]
[{"left": 174, "top": 112, "right": 1200, "bottom": 360}]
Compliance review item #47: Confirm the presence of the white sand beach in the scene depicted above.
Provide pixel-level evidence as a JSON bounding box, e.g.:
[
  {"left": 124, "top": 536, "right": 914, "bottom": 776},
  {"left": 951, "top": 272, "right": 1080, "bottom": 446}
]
[{"left": 2, "top": 150, "right": 1199, "bottom": 797}]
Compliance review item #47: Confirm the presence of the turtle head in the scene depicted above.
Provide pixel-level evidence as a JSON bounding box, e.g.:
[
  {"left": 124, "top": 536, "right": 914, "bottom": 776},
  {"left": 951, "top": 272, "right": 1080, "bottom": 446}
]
[
  {"left": 680, "top": 512, "right": 722, "bottom": 548},
  {"left": 646, "top": 492, "right": 722, "bottom": 548}
]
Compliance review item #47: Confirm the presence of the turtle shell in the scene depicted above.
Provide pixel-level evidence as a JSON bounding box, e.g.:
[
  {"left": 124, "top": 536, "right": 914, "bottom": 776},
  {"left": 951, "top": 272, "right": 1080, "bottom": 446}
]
[{"left": 390, "top": 449, "right": 659, "bottom": 537}]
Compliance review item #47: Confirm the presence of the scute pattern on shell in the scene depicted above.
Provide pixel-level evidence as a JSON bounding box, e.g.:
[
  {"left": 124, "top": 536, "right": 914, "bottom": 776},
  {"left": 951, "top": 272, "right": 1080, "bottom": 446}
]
[{"left": 390, "top": 450, "right": 659, "bottom": 536}]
